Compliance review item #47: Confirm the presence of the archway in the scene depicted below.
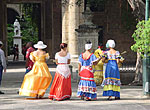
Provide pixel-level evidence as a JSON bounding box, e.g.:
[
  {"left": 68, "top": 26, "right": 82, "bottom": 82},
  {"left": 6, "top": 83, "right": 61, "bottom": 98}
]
[
  {"left": 7, "top": 8, "right": 20, "bottom": 24},
  {"left": 0, "top": 0, "right": 62, "bottom": 60}
]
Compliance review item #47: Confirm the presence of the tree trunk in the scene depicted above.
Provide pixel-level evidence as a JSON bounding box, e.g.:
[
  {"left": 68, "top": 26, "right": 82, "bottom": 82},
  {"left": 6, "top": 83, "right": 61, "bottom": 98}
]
[
  {"left": 127, "top": 0, "right": 148, "bottom": 84},
  {"left": 127, "top": 0, "right": 146, "bottom": 20},
  {"left": 133, "top": 52, "right": 143, "bottom": 83}
]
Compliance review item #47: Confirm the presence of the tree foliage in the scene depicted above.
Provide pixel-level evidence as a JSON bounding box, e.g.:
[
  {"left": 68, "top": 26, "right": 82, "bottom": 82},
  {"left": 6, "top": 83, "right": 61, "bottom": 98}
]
[
  {"left": 131, "top": 19, "right": 150, "bottom": 58},
  {"left": 20, "top": 15, "right": 38, "bottom": 45}
]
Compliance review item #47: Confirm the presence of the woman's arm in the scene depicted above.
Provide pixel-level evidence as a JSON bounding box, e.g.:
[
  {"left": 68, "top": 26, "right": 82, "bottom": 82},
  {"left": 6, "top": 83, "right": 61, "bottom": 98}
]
[
  {"left": 93, "top": 56, "right": 102, "bottom": 65},
  {"left": 55, "top": 59, "right": 58, "bottom": 65},
  {"left": 117, "top": 58, "right": 120, "bottom": 64},
  {"left": 78, "top": 63, "right": 81, "bottom": 76},
  {"left": 67, "top": 59, "right": 71, "bottom": 64},
  {"left": 102, "top": 57, "right": 106, "bottom": 63}
]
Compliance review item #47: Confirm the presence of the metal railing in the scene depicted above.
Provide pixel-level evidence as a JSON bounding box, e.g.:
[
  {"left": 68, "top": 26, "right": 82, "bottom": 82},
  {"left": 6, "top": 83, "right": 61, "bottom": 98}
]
[{"left": 119, "top": 61, "right": 136, "bottom": 72}]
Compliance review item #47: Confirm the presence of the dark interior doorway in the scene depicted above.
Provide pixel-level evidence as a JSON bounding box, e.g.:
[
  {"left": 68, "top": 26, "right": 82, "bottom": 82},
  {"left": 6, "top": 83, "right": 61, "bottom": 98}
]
[
  {"left": 98, "top": 26, "right": 103, "bottom": 46},
  {"left": 7, "top": 8, "right": 20, "bottom": 24}
]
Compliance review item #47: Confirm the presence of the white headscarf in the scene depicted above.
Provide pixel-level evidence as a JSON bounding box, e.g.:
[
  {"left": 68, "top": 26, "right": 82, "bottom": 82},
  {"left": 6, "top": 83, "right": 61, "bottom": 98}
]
[
  {"left": 85, "top": 43, "right": 92, "bottom": 50},
  {"left": 107, "top": 39, "right": 115, "bottom": 48},
  {"left": 0, "top": 41, "right": 3, "bottom": 45}
]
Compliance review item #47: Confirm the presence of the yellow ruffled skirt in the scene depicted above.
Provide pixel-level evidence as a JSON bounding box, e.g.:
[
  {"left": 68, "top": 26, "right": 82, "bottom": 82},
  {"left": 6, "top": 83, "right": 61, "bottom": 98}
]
[
  {"left": 93, "top": 61, "right": 104, "bottom": 85},
  {"left": 19, "top": 62, "right": 52, "bottom": 97}
]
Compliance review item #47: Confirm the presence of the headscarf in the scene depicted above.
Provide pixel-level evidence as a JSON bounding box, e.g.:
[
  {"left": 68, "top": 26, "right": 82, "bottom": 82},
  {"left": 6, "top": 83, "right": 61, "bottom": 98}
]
[
  {"left": 0, "top": 41, "right": 3, "bottom": 45},
  {"left": 106, "top": 39, "right": 115, "bottom": 48},
  {"left": 85, "top": 41, "right": 92, "bottom": 50}
]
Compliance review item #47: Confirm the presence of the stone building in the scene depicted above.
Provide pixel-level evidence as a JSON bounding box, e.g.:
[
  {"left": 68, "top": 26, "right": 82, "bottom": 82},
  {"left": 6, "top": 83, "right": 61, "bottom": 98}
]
[
  {"left": 0, "top": 0, "right": 136, "bottom": 63},
  {"left": 62, "top": 0, "right": 136, "bottom": 63}
]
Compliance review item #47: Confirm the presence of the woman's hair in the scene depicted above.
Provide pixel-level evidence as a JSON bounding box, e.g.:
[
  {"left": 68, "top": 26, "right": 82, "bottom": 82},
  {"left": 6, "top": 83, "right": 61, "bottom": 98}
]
[
  {"left": 86, "top": 40, "right": 91, "bottom": 44},
  {"left": 85, "top": 40, "right": 92, "bottom": 50},
  {"left": 60, "top": 43, "right": 67, "bottom": 49}
]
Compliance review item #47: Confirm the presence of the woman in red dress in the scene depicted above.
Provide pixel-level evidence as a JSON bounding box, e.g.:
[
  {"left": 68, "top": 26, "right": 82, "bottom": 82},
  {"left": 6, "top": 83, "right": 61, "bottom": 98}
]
[{"left": 49, "top": 43, "right": 71, "bottom": 101}]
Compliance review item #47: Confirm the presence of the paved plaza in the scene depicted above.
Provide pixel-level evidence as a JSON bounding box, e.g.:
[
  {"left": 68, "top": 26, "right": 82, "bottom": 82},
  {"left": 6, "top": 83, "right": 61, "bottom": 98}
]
[{"left": 0, "top": 64, "right": 150, "bottom": 110}]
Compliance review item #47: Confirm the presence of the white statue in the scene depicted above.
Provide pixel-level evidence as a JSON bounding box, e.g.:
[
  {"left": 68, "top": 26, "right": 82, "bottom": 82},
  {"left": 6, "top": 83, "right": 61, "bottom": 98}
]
[{"left": 14, "top": 19, "right": 21, "bottom": 36}]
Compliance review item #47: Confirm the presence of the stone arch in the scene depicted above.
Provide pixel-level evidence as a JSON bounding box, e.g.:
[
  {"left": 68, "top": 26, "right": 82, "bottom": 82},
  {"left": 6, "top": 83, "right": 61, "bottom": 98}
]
[
  {"left": 0, "top": 0, "right": 62, "bottom": 59},
  {"left": 7, "top": 4, "right": 21, "bottom": 16},
  {"left": 7, "top": 8, "right": 20, "bottom": 24}
]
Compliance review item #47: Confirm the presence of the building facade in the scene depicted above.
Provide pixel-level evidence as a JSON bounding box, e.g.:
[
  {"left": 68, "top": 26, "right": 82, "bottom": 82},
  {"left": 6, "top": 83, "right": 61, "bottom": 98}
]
[{"left": 0, "top": 0, "right": 136, "bottom": 63}]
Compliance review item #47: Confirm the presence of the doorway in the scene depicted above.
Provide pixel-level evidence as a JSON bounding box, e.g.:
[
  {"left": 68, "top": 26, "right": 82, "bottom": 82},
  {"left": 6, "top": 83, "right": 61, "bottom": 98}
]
[
  {"left": 7, "top": 3, "right": 41, "bottom": 61},
  {"left": 0, "top": 0, "right": 62, "bottom": 61}
]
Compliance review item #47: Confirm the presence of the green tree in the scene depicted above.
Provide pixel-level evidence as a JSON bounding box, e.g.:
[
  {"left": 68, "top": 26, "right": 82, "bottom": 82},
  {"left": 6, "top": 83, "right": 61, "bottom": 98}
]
[
  {"left": 21, "top": 15, "right": 38, "bottom": 45},
  {"left": 131, "top": 19, "right": 150, "bottom": 57},
  {"left": 7, "top": 24, "right": 14, "bottom": 55},
  {"left": 131, "top": 19, "right": 150, "bottom": 83}
]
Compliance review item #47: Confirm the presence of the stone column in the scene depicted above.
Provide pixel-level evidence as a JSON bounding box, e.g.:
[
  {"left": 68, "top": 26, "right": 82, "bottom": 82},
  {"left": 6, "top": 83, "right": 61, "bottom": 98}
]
[
  {"left": 68, "top": 0, "right": 79, "bottom": 60},
  {"left": 62, "top": 3, "right": 69, "bottom": 44},
  {"left": 61, "top": 0, "right": 84, "bottom": 81}
]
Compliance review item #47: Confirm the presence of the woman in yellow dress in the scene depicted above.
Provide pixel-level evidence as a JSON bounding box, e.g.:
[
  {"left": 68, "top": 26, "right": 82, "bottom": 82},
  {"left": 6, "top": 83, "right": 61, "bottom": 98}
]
[
  {"left": 19, "top": 41, "right": 52, "bottom": 98},
  {"left": 93, "top": 45, "right": 104, "bottom": 85}
]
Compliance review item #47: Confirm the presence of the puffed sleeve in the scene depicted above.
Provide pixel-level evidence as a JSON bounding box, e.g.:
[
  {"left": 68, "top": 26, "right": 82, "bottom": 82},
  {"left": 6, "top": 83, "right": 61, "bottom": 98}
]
[
  {"left": 79, "top": 54, "right": 82, "bottom": 64},
  {"left": 55, "top": 53, "right": 58, "bottom": 60},
  {"left": 94, "top": 49, "right": 103, "bottom": 58},
  {"left": 26, "top": 48, "right": 30, "bottom": 59},
  {"left": 45, "top": 53, "right": 50, "bottom": 59},
  {"left": 116, "top": 51, "right": 121, "bottom": 59},
  {"left": 94, "top": 49, "right": 99, "bottom": 58},
  {"left": 91, "top": 54, "right": 97, "bottom": 62},
  {"left": 67, "top": 53, "right": 71, "bottom": 59},
  {"left": 90, "top": 54, "right": 98, "bottom": 66},
  {"left": 102, "top": 51, "right": 108, "bottom": 59},
  {"left": 29, "top": 52, "right": 35, "bottom": 62}
]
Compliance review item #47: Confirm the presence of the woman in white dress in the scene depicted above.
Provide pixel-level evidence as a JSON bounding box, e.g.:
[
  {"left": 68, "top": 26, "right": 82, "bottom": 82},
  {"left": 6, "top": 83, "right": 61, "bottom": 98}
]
[{"left": 49, "top": 43, "right": 72, "bottom": 101}]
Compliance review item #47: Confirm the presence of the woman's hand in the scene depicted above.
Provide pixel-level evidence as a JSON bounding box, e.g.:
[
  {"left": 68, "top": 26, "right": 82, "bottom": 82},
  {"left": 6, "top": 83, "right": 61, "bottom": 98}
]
[
  {"left": 78, "top": 72, "right": 80, "bottom": 77},
  {"left": 93, "top": 56, "right": 102, "bottom": 65},
  {"left": 3, "top": 69, "right": 6, "bottom": 74}
]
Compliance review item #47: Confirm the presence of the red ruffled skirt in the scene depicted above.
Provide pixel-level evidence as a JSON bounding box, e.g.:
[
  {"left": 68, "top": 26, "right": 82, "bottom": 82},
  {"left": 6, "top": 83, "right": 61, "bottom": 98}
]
[{"left": 49, "top": 72, "right": 72, "bottom": 101}]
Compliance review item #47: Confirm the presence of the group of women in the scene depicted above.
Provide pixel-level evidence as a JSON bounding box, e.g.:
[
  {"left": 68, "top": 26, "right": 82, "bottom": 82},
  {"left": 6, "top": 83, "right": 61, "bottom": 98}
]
[{"left": 19, "top": 39, "right": 122, "bottom": 101}]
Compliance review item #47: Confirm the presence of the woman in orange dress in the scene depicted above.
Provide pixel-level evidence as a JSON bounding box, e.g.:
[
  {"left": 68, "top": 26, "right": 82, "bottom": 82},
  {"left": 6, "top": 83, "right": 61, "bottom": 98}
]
[
  {"left": 19, "top": 41, "right": 52, "bottom": 98},
  {"left": 49, "top": 43, "right": 72, "bottom": 101}
]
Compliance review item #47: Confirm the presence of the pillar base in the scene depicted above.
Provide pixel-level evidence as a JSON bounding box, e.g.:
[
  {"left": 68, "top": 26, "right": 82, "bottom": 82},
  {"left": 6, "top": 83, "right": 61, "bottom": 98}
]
[{"left": 70, "top": 54, "right": 79, "bottom": 82}]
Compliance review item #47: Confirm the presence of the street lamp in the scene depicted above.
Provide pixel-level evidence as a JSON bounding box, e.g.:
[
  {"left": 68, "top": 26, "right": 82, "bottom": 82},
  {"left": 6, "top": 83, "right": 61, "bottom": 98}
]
[{"left": 143, "top": 0, "right": 150, "bottom": 96}]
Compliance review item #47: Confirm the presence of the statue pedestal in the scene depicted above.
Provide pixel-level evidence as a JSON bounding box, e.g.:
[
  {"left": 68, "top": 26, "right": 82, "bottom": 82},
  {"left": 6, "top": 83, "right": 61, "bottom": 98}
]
[
  {"left": 13, "top": 35, "right": 23, "bottom": 61},
  {"left": 75, "top": 5, "right": 102, "bottom": 54}
]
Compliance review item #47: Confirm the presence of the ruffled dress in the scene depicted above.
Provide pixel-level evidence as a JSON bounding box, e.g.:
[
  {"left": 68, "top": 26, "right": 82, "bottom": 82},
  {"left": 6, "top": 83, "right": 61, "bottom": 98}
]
[
  {"left": 49, "top": 53, "right": 72, "bottom": 101},
  {"left": 102, "top": 51, "right": 121, "bottom": 97},
  {"left": 77, "top": 53, "right": 97, "bottom": 100},
  {"left": 19, "top": 53, "right": 52, "bottom": 97},
  {"left": 93, "top": 48, "right": 104, "bottom": 85}
]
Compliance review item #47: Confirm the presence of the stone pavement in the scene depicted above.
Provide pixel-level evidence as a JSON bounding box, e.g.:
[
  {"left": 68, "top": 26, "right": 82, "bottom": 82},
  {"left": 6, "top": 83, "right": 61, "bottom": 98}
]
[{"left": 0, "top": 65, "right": 150, "bottom": 110}]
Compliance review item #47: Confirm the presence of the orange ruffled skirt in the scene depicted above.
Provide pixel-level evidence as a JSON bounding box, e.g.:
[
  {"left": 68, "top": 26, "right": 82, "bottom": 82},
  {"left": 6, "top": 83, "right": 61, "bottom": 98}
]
[{"left": 49, "top": 72, "right": 72, "bottom": 101}]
